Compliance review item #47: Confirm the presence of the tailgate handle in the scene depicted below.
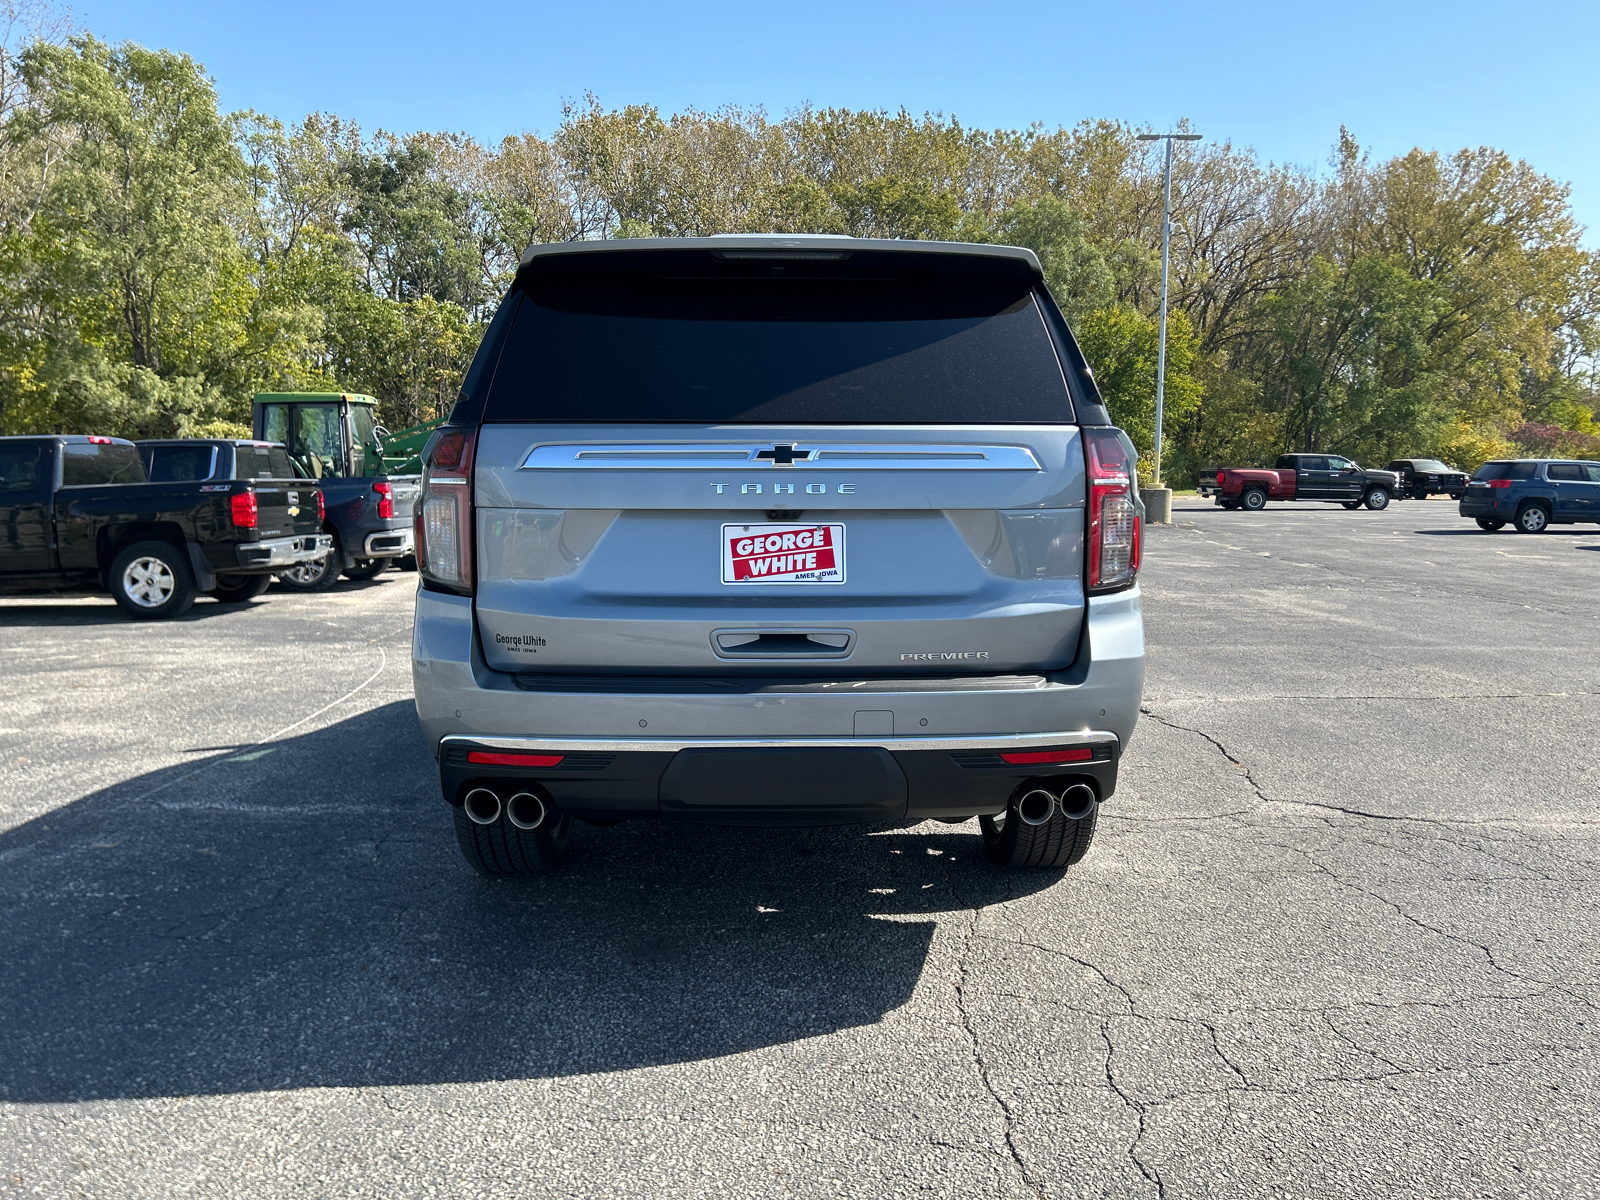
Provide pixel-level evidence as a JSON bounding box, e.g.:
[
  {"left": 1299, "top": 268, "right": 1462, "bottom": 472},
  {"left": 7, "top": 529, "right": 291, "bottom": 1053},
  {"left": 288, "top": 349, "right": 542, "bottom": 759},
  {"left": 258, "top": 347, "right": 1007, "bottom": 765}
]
[{"left": 712, "top": 628, "right": 855, "bottom": 658}]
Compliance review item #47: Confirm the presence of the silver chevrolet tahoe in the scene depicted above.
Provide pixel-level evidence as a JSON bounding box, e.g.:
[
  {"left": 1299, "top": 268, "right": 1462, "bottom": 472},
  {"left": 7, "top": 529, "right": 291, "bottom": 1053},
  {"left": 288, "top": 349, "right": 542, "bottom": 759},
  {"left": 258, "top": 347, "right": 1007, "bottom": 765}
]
[{"left": 411, "top": 236, "right": 1145, "bottom": 876}]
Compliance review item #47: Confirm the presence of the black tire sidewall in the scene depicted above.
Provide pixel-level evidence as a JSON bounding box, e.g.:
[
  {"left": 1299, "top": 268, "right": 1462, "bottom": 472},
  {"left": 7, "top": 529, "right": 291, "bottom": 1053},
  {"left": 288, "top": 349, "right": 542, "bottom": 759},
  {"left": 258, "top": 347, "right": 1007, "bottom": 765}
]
[
  {"left": 210, "top": 574, "right": 272, "bottom": 603},
  {"left": 109, "top": 540, "right": 195, "bottom": 619}
]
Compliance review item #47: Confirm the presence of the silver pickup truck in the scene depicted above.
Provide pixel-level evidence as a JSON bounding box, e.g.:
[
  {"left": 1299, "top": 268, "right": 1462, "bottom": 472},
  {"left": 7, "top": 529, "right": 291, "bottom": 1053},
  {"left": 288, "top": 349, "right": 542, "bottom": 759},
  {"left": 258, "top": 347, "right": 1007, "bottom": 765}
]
[{"left": 411, "top": 236, "right": 1146, "bottom": 877}]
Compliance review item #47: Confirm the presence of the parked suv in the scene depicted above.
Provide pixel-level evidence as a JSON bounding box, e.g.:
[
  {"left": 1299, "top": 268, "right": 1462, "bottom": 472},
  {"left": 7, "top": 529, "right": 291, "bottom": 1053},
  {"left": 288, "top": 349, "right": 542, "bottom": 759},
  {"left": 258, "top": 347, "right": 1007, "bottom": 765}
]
[
  {"left": 412, "top": 236, "right": 1146, "bottom": 876},
  {"left": 1460, "top": 459, "right": 1600, "bottom": 532}
]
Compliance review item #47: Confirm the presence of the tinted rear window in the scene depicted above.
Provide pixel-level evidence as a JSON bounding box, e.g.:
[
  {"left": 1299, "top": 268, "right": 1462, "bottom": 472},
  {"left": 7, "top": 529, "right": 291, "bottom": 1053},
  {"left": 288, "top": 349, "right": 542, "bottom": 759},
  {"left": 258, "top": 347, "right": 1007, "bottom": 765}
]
[
  {"left": 0, "top": 443, "right": 43, "bottom": 492},
  {"left": 1472, "top": 461, "right": 1537, "bottom": 481},
  {"left": 483, "top": 275, "right": 1073, "bottom": 424},
  {"left": 235, "top": 445, "right": 294, "bottom": 479},
  {"left": 61, "top": 443, "right": 145, "bottom": 485},
  {"left": 145, "top": 445, "right": 216, "bottom": 481},
  {"left": 1410, "top": 460, "right": 1451, "bottom": 473}
]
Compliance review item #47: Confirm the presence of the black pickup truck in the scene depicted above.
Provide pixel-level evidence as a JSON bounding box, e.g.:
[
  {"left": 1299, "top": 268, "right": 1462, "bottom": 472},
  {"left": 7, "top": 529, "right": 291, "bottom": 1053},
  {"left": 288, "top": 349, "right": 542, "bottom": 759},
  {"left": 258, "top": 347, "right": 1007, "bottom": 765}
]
[{"left": 0, "top": 435, "right": 331, "bottom": 618}]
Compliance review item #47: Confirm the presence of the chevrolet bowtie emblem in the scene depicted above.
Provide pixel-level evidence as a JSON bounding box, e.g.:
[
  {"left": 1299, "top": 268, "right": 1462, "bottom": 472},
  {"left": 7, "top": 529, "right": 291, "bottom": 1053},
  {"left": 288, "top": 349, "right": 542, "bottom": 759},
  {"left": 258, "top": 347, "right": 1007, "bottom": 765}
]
[{"left": 754, "top": 444, "right": 812, "bottom": 466}]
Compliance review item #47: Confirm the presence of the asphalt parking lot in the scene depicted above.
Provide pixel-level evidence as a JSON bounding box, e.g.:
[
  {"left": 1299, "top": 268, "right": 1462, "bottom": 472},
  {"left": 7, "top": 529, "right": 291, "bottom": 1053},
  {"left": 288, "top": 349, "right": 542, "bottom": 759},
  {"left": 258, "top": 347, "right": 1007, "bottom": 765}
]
[{"left": 2, "top": 498, "right": 1597, "bottom": 1199}]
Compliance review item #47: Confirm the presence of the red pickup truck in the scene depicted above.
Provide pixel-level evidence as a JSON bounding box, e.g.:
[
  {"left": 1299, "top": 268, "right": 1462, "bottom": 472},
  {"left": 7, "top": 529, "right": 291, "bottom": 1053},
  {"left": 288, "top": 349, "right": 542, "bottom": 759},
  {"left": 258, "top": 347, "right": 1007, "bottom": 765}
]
[{"left": 1198, "top": 454, "right": 1403, "bottom": 512}]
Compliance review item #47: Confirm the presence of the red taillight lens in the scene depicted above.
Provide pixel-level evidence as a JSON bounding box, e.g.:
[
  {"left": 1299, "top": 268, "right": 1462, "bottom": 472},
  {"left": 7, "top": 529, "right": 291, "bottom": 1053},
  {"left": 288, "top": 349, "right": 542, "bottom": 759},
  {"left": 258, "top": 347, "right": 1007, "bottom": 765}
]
[
  {"left": 1000, "top": 748, "right": 1095, "bottom": 765},
  {"left": 1486, "top": 479, "right": 1513, "bottom": 489},
  {"left": 87, "top": 435, "right": 112, "bottom": 444},
  {"left": 230, "top": 491, "right": 258, "bottom": 528},
  {"left": 418, "top": 428, "right": 476, "bottom": 591},
  {"left": 373, "top": 480, "right": 393, "bottom": 520},
  {"left": 315, "top": 489, "right": 325, "bottom": 520},
  {"left": 466, "top": 751, "right": 565, "bottom": 767},
  {"left": 1084, "top": 428, "right": 1140, "bottom": 592}
]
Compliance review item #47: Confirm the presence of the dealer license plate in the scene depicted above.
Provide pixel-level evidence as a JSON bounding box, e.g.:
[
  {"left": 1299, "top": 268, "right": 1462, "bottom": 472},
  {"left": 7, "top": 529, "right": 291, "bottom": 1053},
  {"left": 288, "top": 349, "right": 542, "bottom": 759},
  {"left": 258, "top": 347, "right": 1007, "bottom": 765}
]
[{"left": 722, "top": 523, "right": 846, "bottom": 584}]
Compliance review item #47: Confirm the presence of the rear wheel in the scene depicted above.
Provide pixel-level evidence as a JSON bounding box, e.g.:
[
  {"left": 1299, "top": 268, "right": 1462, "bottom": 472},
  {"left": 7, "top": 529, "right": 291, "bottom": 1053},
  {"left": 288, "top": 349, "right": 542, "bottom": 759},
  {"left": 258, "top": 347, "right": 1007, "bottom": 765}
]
[
  {"left": 1340, "top": 501, "right": 1362, "bottom": 510},
  {"left": 1363, "top": 488, "right": 1391, "bottom": 511},
  {"left": 453, "top": 804, "right": 570, "bottom": 875},
  {"left": 109, "top": 540, "right": 195, "bottom": 619},
  {"left": 1516, "top": 503, "right": 1549, "bottom": 534},
  {"left": 1475, "top": 517, "right": 1505, "bottom": 532},
  {"left": 981, "top": 796, "right": 1098, "bottom": 869},
  {"left": 343, "top": 557, "right": 388, "bottom": 581},
  {"left": 1241, "top": 488, "right": 1267, "bottom": 511},
  {"left": 209, "top": 574, "right": 271, "bottom": 603},
  {"left": 276, "top": 530, "right": 342, "bottom": 592}
]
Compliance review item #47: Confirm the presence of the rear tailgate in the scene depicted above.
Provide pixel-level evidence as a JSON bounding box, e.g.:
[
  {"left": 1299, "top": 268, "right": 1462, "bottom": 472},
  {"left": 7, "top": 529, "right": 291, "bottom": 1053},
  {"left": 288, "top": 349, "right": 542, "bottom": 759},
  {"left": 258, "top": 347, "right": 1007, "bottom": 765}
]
[{"left": 473, "top": 424, "right": 1086, "bottom": 675}]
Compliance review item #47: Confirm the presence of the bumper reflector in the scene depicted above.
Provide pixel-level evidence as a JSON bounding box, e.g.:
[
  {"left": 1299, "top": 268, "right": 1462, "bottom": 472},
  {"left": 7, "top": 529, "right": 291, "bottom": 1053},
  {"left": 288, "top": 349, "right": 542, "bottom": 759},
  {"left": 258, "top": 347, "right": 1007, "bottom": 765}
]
[
  {"left": 1000, "top": 748, "right": 1095, "bottom": 765},
  {"left": 466, "top": 751, "right": 565, "bottom": 767}
]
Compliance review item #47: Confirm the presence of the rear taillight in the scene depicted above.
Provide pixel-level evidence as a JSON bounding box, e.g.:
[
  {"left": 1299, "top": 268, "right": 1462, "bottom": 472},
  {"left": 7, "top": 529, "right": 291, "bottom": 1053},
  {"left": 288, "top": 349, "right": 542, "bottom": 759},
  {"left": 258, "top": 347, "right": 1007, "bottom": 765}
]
[
  {"left": 1486, "top": 479, "right": 1513, "bottom": 489},
  {"left": 315, "top": 489, "right": 325, "bottom": 521},
  {"left": 418, "top": 428, "right": 476, "bottom": 591},
  {"left": 1084, "top": 428, "right": 1141, "bottom": 592},
  {"left": 373, "top": 480, "right": 393, "bottom": 519},
  {"left": 230, "top": 491, "right": 258, "bottom": 529}
]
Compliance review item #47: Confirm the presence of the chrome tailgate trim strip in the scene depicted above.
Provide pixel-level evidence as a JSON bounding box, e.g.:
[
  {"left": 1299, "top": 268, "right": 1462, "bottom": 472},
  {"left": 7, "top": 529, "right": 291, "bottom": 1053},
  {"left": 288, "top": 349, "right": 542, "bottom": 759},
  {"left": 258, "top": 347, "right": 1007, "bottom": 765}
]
[{"left": 442, "top": 729, "right": 1117, "bottom": 754}]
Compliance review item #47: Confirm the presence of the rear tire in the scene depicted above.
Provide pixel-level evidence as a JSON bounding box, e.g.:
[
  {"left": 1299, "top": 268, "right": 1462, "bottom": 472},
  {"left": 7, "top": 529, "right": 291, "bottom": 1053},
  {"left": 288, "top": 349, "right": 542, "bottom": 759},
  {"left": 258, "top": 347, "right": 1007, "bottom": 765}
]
[
  {"left": 209, "top": 574, "right": 271, "bottom": 603},
  {"left": 1515, "top": 503, "right": 1549, "bottom": 534},
  {"left": 1241, "top": 488, "right": 1267, "bottom": 511},
  {"left": 981, "top": 797, "right": 1098, "bottom": 869},
  {"left": 1340, "top": 501, "right": 1362, "bottom": 510},
  {"left": 276, "top": 530, "right": 342, "bottom": 592},
  {"left": 108, "top": 540, "right": 195, "bottom": 619},
  {"left": 1363, "top": 488, "right": 1391, "bottom": 511},
  {"left": 343, "top": 557, "right": 388, "bottom": 581},
  {"left": 453, "top": 804, "right": 570, "bottom": 875},
  {"left": 1475, "top": 517, "right": 1505, "bottom": 532}
]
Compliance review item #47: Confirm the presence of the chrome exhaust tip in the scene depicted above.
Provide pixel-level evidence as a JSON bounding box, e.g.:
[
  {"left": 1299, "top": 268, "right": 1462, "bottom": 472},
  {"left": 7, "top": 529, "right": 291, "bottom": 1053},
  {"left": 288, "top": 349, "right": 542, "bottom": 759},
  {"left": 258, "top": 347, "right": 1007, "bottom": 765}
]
[
  {"left": 463, "top": 787, "right": 502, "bottom": 825},
  {"left": 1015, "top": 788, "right": 1056, "bottom": 826},
  {"left": 1057, "top": 782, "right": 1098, "bottom": 821},
  {"left": 505, "top": 790, "right": 547, "bottom": 831}
]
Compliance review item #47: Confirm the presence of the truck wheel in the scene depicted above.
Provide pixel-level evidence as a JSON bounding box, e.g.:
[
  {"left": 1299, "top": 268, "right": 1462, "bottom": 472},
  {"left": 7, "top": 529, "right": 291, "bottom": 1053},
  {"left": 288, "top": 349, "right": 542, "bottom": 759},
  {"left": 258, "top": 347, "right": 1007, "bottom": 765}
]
[
  {"left": 1340, "top": 501, "right": 1362, "bottom": 510},
  {"left": 109, "top": 540, "right": 195, "bottom": 619},
  {"left": 276, "top": 530, "right": 343, "bottom": 592},
  {"left": 209, "top": 574, "right": 271, "bottom": 603},
  {"left": 980, "top": 795, "right": 1098, "bottom": 870},
  {"left": 1363, "top": 489, "right": 1391, "bottom": 511},
  {"left": 1515, "top": 503, "right": 1549, "bottom": 534},
  {"left": 343, "top": 557, "right": 388, "bottom": 581},
  {"left": 1241, "top": 488, "right": 1267, "bottom": 511},
  {"left": 1475, "top": 518, "right": 1505, "bottom": 532},
  {"left": 453, "top": 804, "right": 570, "bottom": 875}
]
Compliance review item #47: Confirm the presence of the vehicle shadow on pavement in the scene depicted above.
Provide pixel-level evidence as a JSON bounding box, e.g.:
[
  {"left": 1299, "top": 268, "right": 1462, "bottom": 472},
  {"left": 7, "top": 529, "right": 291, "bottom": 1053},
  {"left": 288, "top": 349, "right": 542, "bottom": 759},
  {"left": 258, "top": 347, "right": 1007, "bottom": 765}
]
[
  {"left": 0, "top": 701, "right": 1047, "bottom": 1102},
  {"left": 0, "top": 598, "right": 272, "bottom": 625}
]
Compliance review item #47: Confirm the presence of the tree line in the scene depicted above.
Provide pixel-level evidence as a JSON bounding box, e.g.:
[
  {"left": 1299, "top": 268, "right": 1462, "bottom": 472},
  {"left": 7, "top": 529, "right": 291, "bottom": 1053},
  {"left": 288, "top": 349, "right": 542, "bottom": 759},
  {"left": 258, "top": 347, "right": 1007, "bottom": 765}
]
[{"left": 1, "top": 15, "right": 1595, "bottom": 483}]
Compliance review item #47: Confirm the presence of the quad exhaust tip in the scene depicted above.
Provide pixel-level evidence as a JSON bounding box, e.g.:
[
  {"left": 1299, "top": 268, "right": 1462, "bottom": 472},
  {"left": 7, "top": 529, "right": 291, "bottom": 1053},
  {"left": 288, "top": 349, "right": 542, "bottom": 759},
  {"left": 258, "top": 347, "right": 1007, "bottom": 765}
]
[
  {"left": 1015, "top": 781, "right": 1099, "bottom": 825},
  {"left": 463, "top": 787, "right": 502, "bottom": 825},
  {"left": 1016, "top": 788, "right": 1056, "bottom": 826},
  {"left": 506, "top": 791, "right": 547, "bottom": 831}
]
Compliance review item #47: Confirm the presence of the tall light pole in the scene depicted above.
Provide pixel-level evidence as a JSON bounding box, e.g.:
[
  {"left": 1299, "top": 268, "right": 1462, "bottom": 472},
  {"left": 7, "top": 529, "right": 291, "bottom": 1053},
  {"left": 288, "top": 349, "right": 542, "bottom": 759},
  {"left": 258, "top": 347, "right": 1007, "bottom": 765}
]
[{"left": 1135, "top": 131, "right": 1201, "bottom": 489}]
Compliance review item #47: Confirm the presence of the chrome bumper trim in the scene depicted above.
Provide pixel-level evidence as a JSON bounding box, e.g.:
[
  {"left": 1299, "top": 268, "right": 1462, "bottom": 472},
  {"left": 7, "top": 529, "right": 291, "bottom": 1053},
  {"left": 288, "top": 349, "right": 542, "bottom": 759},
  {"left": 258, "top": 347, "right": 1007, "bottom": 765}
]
[
  {"left": 236, "top": 533, "right": 333, "bottom": 568},
  {"left": 364, "top": 529, "right": 415, "bottom": 557},
  {"left": 441, "top": 729, "right": 1119, "bottom": 755}
]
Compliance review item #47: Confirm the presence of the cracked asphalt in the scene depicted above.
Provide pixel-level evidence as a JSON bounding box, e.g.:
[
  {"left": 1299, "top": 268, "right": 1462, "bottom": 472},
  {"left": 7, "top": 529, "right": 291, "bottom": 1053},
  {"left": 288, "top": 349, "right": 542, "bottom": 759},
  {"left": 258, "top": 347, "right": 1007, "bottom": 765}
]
[{"left": 2, "top": 498, "right": 1597, "bottom": 1199}]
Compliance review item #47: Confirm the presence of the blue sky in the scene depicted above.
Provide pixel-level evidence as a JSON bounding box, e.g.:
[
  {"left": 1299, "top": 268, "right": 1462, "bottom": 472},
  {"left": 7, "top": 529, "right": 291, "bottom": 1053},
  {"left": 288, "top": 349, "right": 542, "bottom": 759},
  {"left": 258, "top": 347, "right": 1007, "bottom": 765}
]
[{"left": 78, "top": 0, "right": 1600, "bottom": 239}]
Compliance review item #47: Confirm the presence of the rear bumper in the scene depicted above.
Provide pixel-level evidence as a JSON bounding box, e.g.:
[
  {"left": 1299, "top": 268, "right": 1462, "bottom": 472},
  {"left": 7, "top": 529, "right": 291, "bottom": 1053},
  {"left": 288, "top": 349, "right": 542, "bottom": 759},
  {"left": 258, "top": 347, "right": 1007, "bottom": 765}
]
[
  {"left": 440, "top": 730, "right": 1120, "bottom": 825},
  {"left": 411, "top": 583, "right": 1145, "bottom": 823},
  {"left": 363, "top": 528, "right": 414, "bottom": 558},
  {"left": 234, "top": 534, "right": 333, "bottom": 571}
]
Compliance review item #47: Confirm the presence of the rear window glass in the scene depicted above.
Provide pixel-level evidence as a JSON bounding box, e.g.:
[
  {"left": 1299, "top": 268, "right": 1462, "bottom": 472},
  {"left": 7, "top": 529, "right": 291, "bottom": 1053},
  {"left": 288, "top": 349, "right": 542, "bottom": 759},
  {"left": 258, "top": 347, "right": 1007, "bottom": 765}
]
[
  {"left": 61, "top": 442, "right": 145, "bottom": 485},
  {"left": 145, "top": 444, "right": 216, "bottom": 481},
  {"left": 1472, "top": 461, "right": 1537, "bottom": 481},
  {"left": 1409, "top": 460, "right": 1451, "bottom": 473},
  {"left": 235, "top": 445, "right": 295, "bottom": 479},
  {"left": 1547, "top": 462, "right": 1584, "bottom": 481},
  {"left": 483, "top": 275, "right": 1073, "bottom": 424},
  {"left": 0, "top": 443, "right": 43, "bottom": 492}
]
